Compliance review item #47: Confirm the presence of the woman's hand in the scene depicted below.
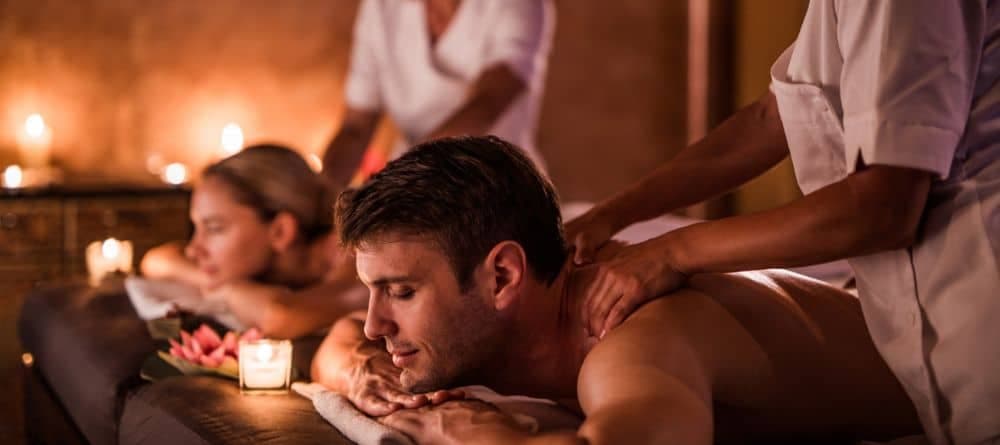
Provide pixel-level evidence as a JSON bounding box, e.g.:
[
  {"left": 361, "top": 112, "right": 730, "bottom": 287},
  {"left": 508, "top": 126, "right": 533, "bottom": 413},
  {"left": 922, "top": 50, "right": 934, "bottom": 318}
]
[
  {"left": 578, "top": 238, "right": 688, "bottom": 338},
  {"left": 379, "top": 399, "right": 532, "bottom": 445},
  {"left": 565, "top": 205, "right": 620, "bottom": 265}
]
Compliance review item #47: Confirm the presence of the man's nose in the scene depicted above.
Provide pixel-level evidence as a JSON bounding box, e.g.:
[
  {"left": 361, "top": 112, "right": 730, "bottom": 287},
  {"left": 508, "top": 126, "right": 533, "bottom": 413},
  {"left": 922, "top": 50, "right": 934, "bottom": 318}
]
[{"left": 363, "top": 297, "right": 398, "bottom": 340}]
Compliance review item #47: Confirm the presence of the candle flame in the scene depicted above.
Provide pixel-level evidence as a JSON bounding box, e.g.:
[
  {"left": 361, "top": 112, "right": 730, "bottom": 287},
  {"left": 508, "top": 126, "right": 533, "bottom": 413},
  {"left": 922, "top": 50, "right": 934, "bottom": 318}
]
[
  {"left": 25, "top": 114, "right": 46, "bottom": 139},
  {"left": 163, "top": 163, "right": 188, "bottom": 185},
  {"left": 3, "top": 165, "right": 23, "bottom": 188},
  {"left": 101, "top": 238, "right": 121, "bottom": 260},
  {"left": 255, "top": 343, "right": 274, "bottom": 362},
  {"left": 221, "top": 123, "right": 244, "bottom": 156}
]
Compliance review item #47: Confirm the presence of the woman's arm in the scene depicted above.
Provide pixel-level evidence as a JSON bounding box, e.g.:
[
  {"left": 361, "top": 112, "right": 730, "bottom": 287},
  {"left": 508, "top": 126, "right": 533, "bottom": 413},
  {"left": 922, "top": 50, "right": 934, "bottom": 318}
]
[
  {"left": 208, "top": 273, "right": 369, "bottom": 339},
  {"left": 140, "top": 241, "right": 209, "bottom": 288}
]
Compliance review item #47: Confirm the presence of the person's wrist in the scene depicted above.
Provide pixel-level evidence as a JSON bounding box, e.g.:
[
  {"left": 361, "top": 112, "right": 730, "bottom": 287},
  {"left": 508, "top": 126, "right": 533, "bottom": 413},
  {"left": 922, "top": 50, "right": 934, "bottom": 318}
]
[{"left": 660, "top": 230, "right": 694, "bottom": 277}]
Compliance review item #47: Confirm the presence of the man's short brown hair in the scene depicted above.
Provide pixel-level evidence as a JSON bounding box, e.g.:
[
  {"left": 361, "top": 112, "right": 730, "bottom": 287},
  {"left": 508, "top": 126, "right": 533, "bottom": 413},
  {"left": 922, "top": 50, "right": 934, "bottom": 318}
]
[{"left": 336, "top": 136, "right": 567, "bottom": 289}]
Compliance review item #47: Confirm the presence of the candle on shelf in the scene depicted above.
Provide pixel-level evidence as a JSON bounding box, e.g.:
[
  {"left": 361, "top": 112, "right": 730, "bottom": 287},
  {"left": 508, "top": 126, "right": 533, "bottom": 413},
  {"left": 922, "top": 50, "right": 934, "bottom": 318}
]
[
  {"left": 161, "top": 162, "right": 188, "bottom": 186},
  {"left": 16, "top": 113, "right": 53, "bottom": 168},
  {"left": 85, "top": 237, "right": 134, "bottom": 286},
  {"left": 239, "top": 339, "right": 293, "bottom": 394},
  {"left": 3, "top": 165, "right": 23, "bottom": 189},
  {"left": 220, "top": 123, "right": 244, "bottom": 157}
]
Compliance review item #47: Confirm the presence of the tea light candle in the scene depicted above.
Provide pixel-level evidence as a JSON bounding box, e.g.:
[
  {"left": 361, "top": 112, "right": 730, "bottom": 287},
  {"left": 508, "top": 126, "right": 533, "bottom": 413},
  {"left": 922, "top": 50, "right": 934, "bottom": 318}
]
[
  {"left": 161, "top": 162, "right": 188, "bottom": 185},
  {"left": 16, "top": 114, "right": 53, "bottom": 168},
  {"left": 3, "top": 165, "right": 23, "bottom": 188},
  {"left": 85, "top": 237, "right": 134, "bottom": 286},
  {"left": 239, "top": 339, "right": 292, "bottom": 394}
]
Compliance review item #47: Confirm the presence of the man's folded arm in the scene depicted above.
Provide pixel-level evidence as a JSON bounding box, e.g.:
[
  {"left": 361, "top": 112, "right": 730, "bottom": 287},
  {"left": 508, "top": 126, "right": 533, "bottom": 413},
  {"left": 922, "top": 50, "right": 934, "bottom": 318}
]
[{"left": 311, "top": 310, "right": 370, "bottom": 393}]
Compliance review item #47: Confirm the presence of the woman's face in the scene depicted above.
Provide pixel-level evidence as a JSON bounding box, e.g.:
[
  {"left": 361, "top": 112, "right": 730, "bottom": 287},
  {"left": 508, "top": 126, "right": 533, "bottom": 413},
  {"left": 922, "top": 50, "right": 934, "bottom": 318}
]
[{"left": 185, "top": 177, "right": 274, "bottom": 287}]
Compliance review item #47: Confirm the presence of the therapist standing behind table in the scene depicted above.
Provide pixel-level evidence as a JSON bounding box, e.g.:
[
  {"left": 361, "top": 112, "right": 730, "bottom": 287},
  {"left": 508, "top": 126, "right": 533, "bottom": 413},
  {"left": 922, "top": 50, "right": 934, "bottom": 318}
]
[
  {"left": 565, "top": 2, "right": 1000, "bottom": 444},
  {"left": 321, "top": 0, "right": 555, "bottom": 188}
]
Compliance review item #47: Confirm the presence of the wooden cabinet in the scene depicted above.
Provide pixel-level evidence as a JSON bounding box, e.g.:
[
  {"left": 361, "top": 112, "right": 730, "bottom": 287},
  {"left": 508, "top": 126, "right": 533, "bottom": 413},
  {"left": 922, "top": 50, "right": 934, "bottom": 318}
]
[{"left": 0, "top": 186, "right": 190, "bottom": 298}]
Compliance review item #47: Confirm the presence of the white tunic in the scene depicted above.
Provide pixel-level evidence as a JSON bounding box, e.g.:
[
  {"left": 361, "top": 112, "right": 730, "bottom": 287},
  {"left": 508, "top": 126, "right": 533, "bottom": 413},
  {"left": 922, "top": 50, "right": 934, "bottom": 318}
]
[
  {"left": 344, "top": 0, "right": 555, "bottom": 170},
  {"left": 770, "top": 2, "right": 1000, "bottom": 444}
]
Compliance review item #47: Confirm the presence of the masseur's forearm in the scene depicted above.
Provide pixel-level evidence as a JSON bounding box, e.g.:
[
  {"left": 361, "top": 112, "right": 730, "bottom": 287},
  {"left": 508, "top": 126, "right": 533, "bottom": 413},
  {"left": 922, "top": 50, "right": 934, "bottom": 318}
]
[
  {"left": 593, "top": 92, "right": 789, "bottom": 232},
  {"left": 662, "top": 165, "right": 933, "bottom": 274},
  {"left": 425, "top": 64, "right": 525, "bottom": 141},
  {"left": 322, "top": 110, "right": 380, "bottom": 189}
]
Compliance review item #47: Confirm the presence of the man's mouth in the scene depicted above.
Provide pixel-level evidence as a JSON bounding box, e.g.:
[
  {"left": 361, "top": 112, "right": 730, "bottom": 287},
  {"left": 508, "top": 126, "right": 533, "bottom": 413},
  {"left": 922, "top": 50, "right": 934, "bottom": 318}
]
[{"left": 390, "top": 349, "right": 418, "bottom": 368}]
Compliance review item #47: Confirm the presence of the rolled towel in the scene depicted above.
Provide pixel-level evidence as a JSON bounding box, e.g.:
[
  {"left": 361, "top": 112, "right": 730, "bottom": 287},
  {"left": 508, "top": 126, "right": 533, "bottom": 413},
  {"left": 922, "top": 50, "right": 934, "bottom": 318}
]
[
  {"left": 292, "top": 382, "right": 581, "bottom": 444},
  {"left": 124, "top": 276, "right": 245, "bottom": 331},
  {"left": 293, "top": 382, "right": 415, "bottom": 445}
]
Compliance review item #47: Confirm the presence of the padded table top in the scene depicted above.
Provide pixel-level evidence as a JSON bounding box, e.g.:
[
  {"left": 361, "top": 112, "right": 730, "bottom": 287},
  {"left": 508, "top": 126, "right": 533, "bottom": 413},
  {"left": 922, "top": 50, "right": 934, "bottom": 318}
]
[
  {"left": 120, "top": 376, "right": 350, "bottom": 445},
  {"left": 19, "top": 281, "right": 156, "bottom": 445}
]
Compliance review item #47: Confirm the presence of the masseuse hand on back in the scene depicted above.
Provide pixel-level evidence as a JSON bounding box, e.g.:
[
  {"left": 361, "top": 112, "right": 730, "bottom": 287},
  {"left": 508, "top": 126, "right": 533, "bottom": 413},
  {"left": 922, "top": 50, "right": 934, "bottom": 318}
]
[{"left": 566, "top": 205, "right": 687, "bottom": 339}]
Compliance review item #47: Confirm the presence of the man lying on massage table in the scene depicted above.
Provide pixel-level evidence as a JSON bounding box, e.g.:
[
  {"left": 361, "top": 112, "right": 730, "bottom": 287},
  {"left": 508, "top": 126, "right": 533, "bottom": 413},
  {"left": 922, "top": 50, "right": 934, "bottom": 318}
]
[{"left": 311, "top": 136, "right": 922, "bottom": 444}]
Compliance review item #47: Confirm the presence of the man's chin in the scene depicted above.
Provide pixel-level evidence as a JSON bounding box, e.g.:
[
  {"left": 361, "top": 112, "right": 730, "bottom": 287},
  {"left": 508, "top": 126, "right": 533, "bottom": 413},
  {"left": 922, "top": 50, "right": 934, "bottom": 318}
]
[{"left": 401, "top": 369, "right": 448, "bottom": 394}]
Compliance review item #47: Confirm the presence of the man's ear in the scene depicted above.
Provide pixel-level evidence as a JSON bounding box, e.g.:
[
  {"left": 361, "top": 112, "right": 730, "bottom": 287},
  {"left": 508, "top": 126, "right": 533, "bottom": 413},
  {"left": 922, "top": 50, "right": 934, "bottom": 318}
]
[
  {"left": 483, "top": 241, "right": 527, "bottom": 312},
  {"left": 268, "top": 211, "right": 300, "bottom": 253}
]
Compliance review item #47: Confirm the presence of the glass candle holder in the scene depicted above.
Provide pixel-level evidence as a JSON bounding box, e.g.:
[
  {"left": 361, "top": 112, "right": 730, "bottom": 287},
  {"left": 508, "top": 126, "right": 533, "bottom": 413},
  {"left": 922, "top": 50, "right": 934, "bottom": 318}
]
[
  {"left": 239, "top": 339, "right": 292, "bottom": 394},
  {"left": 85, "top": 238, "right": 133, "bottom": 286}
]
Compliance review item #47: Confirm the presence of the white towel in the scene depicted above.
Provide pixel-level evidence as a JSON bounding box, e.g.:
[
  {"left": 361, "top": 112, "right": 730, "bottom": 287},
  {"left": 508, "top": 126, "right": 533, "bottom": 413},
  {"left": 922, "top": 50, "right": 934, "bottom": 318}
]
[
  {"left": 124, "top": 276, "right": 246, "bottom": 331},
  {"left": 293, "top": 382, "right": 416, "bottom": 445},
  {"left": 292, "top": 382, "right": 579, "bottom": 445}
]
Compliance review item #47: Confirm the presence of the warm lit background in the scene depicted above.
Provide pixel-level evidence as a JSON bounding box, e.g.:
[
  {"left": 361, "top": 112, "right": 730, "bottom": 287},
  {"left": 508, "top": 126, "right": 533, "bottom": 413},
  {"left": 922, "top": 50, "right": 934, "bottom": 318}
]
[{"left": 0, "top": 0, "right": 806, "bottom": 209}]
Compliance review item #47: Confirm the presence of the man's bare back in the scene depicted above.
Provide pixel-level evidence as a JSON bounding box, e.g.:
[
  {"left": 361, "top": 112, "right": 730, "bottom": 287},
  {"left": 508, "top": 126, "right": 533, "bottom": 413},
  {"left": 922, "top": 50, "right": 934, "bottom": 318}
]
[{"left": 576, "top": 269, "right": 920, "bottom": 443}]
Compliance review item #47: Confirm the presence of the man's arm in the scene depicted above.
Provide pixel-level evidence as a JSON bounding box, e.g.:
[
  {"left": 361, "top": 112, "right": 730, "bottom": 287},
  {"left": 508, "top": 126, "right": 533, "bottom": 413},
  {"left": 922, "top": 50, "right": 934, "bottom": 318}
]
[
  {"left": 311, "top": 311, "right": 459, "bottom": 416},
  {"left": 424, "top": 64, "right": 526, "bottom": 141},
  {"left": 321, "top": 107, "right": 381, "bottom": 189}
]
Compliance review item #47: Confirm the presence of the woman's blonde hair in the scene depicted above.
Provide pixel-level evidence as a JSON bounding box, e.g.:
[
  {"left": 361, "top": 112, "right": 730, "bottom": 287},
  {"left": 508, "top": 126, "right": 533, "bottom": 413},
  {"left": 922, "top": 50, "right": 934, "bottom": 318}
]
[{"left": 204, "top": 144, "right": 333, "bottom": 242}]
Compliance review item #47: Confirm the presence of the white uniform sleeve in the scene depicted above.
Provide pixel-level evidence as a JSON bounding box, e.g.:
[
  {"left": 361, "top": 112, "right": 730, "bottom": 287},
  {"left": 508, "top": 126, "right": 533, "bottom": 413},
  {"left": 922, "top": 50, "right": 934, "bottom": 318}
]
[
  {"left": 837, "top": 1, "right": 986, "bottom": 179},
  {"left": 344, "top": 0, "right": 382, "bottom": 112},
  {"left": 481, "top": 0, "right": 552, "bottom": 84}
]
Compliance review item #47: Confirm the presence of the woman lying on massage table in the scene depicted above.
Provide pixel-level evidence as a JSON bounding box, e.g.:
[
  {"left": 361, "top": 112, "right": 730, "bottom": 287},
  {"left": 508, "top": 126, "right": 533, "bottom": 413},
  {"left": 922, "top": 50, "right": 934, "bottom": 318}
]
[
  {"left": 311, "top": 136, "right": 922, "bottom": 444},
  {"left": 140, "top": 144, "right": 367, "bottom": 338}
]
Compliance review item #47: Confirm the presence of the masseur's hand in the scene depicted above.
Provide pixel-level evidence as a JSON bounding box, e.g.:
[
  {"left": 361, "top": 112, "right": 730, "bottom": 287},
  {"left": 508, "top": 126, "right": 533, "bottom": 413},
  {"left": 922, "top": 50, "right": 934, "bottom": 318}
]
[
  {"left": 380, "top": 399, "right": 531, "bottom": 445},
  {"left": 580, "top": 238, "right": 688, "bottom": 338},
  {"left": 344, "top": 342, "right": 464, "bottom": 416},
  {"left": 565, "top": 205, "right": 620, "bottom": 265}
]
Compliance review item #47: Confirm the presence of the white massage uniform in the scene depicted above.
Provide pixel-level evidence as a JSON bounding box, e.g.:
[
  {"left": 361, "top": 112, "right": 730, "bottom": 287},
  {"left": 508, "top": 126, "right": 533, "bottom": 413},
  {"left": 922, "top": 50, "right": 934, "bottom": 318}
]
[
  {"left": 344, "top": 0, "right": 555, "bottom": 171},
  {"left": 770, "top": 2, "right": 1000, "bottom": 444}
]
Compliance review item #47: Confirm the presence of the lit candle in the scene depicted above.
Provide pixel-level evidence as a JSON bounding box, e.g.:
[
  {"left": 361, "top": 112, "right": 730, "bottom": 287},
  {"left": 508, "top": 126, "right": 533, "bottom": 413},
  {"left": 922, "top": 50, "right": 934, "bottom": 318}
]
[
  {"left": 220, "top": 123, "right": 244, "bottom": 157},
  {"left": 3, "top": 165, "right": 23, "bottom": 188},
  {"left": 239, "top": 339, "right": 292, "bottom": 394},
  {"left": 16, "top": 113, "right": 53, "bottom": 168},
  {"left": 161, "top": 162, "right": 188, "bottom": 185},
  {"left": 85, "top": 237, "right": 134, "bottom": 286}
]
